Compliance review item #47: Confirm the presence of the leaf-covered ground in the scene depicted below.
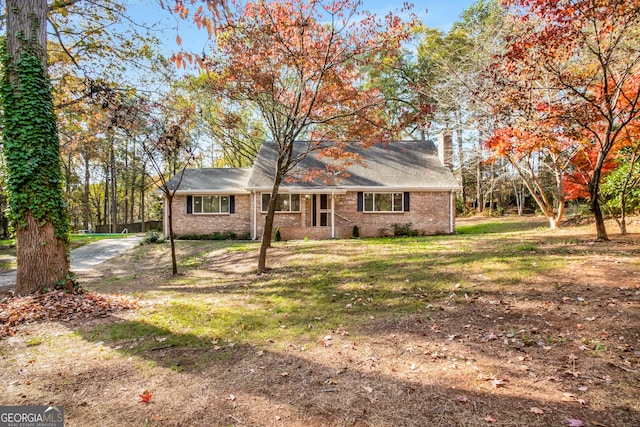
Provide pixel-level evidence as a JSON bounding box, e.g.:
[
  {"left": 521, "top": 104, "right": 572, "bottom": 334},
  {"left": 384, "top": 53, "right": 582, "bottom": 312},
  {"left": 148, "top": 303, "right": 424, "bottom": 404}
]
[
  {"left": 1, "top": 216, "right": 639, "bottom": 427},
  {"left": 0, "top": 289, "right": 138, "bottom": 338}
]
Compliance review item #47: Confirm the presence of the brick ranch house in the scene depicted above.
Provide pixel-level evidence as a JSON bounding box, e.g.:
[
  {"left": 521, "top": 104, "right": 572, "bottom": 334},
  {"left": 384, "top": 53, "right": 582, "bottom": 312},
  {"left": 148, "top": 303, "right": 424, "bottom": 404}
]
[{"left": 163, "top": 132, "right": 461, "bottom": 240}]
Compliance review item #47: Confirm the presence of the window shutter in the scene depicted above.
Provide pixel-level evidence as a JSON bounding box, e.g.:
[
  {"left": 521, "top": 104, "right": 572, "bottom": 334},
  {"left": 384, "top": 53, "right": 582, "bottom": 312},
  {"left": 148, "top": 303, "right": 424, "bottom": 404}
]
[
  {"left": 186, "top": 195, "right": 193, "bottom": 214},
  {"left": 357, "top": 192, "right": 363, "bottom": 212},
  {"left": 229, "top": 195, "right": 235, "bottom": 213},
  {"left": 403, "top": 192, "right": 410, "bottom": 212}
]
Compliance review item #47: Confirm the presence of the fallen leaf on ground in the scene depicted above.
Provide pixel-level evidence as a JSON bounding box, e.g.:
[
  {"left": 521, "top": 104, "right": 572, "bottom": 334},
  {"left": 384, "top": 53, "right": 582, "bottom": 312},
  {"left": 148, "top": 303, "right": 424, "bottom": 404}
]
[
  {"left": 456, "top": 395, "right": 468, "bottom": 402},
  {"left": 562, "top": 393, "right": 586, "bottom": 405},
  {"left": 567, "top": 419, "right": 584, "bottom": 427},
  {"left": 139, "top": 390, "right": 152, "bottom": 403},
  {"left": 0, "top": 289, "right": 138, "bottom": 337},
  {"left": 482, "top": 331, "right": 498, "bottom": 341},
  {"left": 484, "top": 415, "right": 497, "bottom": 423},
  {"left": 486, "top": 376, "right": 508, "bottom": 388},
  {"left": 491, "top": 378, "right": 506, "bottom": 388},
  {"left": 530, "top": 407, "right": 544, "bottom": 414}
]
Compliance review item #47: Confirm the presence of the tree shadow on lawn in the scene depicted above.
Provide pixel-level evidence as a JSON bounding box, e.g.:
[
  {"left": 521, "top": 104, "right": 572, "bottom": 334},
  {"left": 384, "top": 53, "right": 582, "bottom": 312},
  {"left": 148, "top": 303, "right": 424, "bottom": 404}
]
[
  {"left": 71, "top": 317, "right": 640, "bottom": 427},
  {"left": 74, "top": 259, "right": 640, "bottom": 426},
  {"left": 70, "top": 231, "right": 640, "bottom": 425}
]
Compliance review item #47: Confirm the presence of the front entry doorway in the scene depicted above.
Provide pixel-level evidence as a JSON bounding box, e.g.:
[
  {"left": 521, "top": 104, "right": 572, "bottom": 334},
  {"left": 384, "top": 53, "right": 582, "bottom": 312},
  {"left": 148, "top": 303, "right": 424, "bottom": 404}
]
[{"left": 312, "top": 194, "right": 330, "bottom": 227}]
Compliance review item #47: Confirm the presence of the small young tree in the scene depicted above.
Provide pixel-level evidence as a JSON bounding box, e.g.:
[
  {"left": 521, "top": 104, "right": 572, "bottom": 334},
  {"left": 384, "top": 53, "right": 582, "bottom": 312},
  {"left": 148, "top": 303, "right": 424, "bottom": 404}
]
[
  {"left": 140, "top": 105, "right": 196, "bottom": 275},
  {"left": 485, "top": 128, "right": 569, "bottom": 228},
  {"left": 601, "top": 136, "right": 640, "bottom": 234}
]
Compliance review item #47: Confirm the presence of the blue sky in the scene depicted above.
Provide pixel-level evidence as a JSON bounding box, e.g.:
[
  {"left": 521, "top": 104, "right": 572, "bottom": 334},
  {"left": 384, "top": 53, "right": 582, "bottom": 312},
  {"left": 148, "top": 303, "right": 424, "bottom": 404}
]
[
  {"left": 127, "top": 0, "right": 478, "bottom": 57},
  {"left": 367, "top": 0, "right": 477, "bottom": 30}
]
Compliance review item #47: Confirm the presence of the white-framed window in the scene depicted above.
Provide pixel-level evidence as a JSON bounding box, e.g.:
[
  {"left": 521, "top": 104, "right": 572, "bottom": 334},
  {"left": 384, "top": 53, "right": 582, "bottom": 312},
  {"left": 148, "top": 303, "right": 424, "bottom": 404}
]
[
  {"left": 364, "top": 192, "right": 404, "bottom": 212},
  {"left": 193, "top": 195, "right": 230, "bottom": 214},
  {"left": 261, "top": 193, "right": 301, "bottom": 212}
]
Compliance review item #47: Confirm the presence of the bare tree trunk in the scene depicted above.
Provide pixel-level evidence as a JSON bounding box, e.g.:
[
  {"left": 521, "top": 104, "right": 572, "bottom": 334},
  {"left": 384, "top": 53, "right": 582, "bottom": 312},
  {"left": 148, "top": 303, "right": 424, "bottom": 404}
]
[
  {"left": 129, "top": 143, "right": 137, "bottom": 225},
  {"left": 83, "top": 153, "right": 90, "bottom": 230},
  {"left": 123, "top": 140, "right": 129, "bottom": 226},
  {"left": 103, "top": 163, "right": 109, "bottom": 227},
  {"left": 17, "top": 213, "right": 69, "bottom": 294},
  {"left": 65, "top": 152, "right": 72, "bottom": 196},
  {"left": 167, "top": 195, "right": 177, "bottom": 275},
  {"left": 488, "top": 162, "right": 494, "bottom": 215},
  {"left": 619, "top": 195, "right": 627, "bottom": 235},
  {"left": 140, "top": 165, "right": 146, "bottom": 232},
  {"left": 456, "top": 127, "right": 466, "bottom": 214},
  {"left": 110, "top": 139, "right": 118, "bottom": 233},
  {"left": 588, "top": 162, "right": 608, "bottom": 240},
  {"left": 476, "top": 136, "right": 484, "bottom": 213},
  {"left": 257, "top": 168, "right": 284, "bottom": 274}
]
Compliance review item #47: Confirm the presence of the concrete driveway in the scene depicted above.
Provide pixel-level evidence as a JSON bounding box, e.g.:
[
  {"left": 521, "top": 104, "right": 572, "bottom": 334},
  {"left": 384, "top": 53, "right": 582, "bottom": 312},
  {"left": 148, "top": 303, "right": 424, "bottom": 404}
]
[{"left": 0, "top": 235, "right": 143, "bottom": 290}]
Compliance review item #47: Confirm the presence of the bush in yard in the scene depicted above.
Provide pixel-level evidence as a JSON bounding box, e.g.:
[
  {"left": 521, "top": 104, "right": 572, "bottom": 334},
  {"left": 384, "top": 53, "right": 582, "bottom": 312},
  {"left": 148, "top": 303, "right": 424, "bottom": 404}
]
[
  {"left": 392, "top": 223, "right": 418, "bottom": 237},
  {"left": 174, "top": 231, "right": 253, "bottom": 241},
  {"left": 141, "top": 231, "right": 165, "bottom": 245}
]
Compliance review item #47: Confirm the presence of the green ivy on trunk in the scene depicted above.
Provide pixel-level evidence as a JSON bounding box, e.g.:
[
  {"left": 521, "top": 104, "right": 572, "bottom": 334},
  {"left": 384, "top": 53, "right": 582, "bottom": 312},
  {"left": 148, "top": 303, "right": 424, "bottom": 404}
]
[{"left": 0, "top": 40, "right": 69, "bottom": 242}]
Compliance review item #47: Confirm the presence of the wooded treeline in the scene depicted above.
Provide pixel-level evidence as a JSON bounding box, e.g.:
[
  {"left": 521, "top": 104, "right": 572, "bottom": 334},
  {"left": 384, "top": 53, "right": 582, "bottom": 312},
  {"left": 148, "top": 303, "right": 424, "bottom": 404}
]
[{"left": 2, "top": 0, "right": 639, "bottom": 239}]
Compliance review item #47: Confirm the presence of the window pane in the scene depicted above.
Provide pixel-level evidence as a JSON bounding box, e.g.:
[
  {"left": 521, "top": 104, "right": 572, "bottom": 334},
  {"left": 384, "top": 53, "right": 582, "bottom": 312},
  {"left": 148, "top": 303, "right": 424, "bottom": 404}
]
[
  {"left": 393, "top": 193, "right": 403, "bottom": 211},
  {"left": 262, "top": 194, "right": 270, "bottom": 212},
  {"left": 291, "top": 194, "right": 300, "bottom": 211},
  {"left": 376, "top": 193, "right": 392, "bottom": 212},
  {"left": 194, "top": 196, "right": 202, "bottom": 213},
  {"left": 203, "top": 196, "right": 214, "bottom": 213},
  {"left": 275, "top": 194, "right": 289, "bottom": 211},
  {"left": 212, "top": 196, "right": 222, "bottom": 213},
  {"left": 364, "top": 193, "right": 374, "bottom": 211},
  {"left": 220, "top": 196, "right": 229, "bottom": 213}
]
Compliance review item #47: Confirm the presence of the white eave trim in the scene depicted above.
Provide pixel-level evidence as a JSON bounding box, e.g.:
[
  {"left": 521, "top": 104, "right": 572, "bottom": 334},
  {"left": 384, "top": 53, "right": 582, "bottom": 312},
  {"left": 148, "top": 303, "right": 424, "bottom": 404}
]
[
  {"left": 245, "top": 187, "right": 347, "bottom": 194},
  {"left": 170, "top": 189, "right": 251, "bottom": 195},
  {"left": 342, "top": 186, "right": 463, "bottom": 192}
]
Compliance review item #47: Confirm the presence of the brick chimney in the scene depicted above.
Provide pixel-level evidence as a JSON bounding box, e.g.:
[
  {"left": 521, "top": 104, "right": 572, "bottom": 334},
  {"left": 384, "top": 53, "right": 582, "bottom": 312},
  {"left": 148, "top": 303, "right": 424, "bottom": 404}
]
[{"left": 438, "top": 130, "right": 453, "bottom": 171}]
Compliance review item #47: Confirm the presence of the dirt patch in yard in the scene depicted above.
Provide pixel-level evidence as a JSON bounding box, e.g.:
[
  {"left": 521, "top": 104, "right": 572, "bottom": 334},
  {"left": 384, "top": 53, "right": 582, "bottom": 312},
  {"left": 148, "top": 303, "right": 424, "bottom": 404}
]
[{"left": 1, "top": 217, "right": 639, "bottom": 426}]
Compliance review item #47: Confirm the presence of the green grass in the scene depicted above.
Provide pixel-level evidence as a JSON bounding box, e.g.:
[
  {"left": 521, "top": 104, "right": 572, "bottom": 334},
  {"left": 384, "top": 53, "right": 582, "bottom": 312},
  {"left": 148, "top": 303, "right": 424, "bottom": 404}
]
[
  {"left": 455, "top": 219, "right": 543, "bottom": 235},
  {"left": 0, "top": 239, "right": 14, "bottom": 248},
  {"left": 78, "top": 219, "right": 572, "bottom": 355}
]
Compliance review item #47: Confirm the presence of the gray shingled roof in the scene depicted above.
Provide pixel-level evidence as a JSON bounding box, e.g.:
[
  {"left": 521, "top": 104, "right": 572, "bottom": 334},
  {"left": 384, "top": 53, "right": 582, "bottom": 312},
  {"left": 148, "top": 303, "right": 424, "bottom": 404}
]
[
  {"left": 246, "top": 140, "right": 461, "bottom": 191},
  {"left": 162, "top": 141, "right": 460, "bottom": 193},
  {"left": 165, "top": 168, "right": 252, "bottom": 193}
]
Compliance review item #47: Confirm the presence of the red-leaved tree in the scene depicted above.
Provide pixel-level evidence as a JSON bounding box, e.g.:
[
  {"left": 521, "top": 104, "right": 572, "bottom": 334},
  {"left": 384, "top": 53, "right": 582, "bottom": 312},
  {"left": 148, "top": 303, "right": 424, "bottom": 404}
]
[
  {"left": 185, "top": 0, "right": 415, "bottom": 273},
  {"left": 496, "top": 0, "right": 640, "bottom": 239},
  {"left": 485, "top": 127, "right": 571, "bottom": 229}
]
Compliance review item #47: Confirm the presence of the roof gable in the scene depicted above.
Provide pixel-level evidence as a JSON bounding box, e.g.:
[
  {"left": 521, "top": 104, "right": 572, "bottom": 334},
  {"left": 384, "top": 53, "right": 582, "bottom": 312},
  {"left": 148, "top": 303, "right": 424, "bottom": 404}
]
[{"left": 247, "top": 140, "right": 460, "bottom": 191}]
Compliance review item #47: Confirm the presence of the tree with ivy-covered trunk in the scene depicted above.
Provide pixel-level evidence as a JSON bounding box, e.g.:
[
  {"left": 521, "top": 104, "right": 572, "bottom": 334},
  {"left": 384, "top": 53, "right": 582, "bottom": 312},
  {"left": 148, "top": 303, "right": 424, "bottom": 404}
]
[{"left": 1, "top": 0, "right": 70, "bottom": 295}]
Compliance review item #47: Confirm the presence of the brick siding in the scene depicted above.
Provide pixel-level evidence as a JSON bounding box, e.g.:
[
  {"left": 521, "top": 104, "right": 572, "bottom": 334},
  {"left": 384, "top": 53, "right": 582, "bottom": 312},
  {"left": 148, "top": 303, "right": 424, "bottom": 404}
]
[
  {"left": 170, "top": 194, "right": 252, "bottom": 237},
  {"left": 169, "top": 191, "right": 454, "bottom": 240},
  {"left": 257, "top": 191, "right": 454, "bottom": 240}
]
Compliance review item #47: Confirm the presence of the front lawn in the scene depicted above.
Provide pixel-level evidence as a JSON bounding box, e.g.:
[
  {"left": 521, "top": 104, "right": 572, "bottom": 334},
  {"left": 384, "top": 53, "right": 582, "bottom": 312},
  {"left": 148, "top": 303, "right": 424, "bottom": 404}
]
[{"left": 1, "top": 217, "right": 639, "bottom": 426}]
